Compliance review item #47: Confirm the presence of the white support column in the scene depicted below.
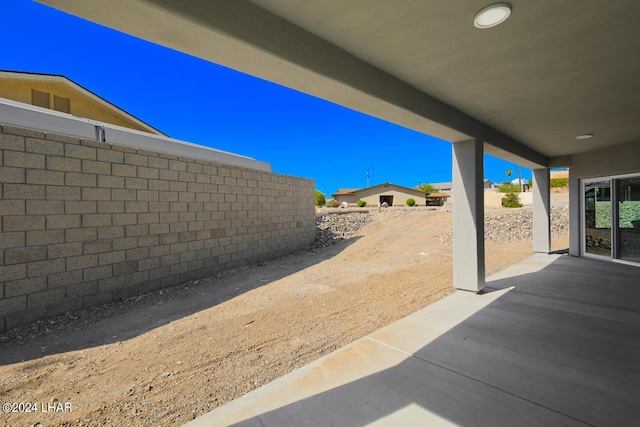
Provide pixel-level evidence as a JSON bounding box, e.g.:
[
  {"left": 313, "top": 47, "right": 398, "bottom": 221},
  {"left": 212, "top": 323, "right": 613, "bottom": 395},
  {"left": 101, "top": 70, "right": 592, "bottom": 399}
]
[
  {"left": 452, "top": 139, "right": 485, "bottom": 292},
  {"left": 532, "top": 168, "right": 551, "bottom": 253}
]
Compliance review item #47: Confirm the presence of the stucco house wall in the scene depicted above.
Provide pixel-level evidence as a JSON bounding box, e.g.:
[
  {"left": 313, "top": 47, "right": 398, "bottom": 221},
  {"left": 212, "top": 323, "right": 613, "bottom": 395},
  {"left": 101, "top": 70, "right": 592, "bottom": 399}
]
[
  {"left": 484, "top": 190, "right": 533, "bottom": 207},
  {"left": 0, "top": 124, "right": 316, "bottom": 332},
  {"left": 0, "top": 71, "right": 162, "bottom": 134}
]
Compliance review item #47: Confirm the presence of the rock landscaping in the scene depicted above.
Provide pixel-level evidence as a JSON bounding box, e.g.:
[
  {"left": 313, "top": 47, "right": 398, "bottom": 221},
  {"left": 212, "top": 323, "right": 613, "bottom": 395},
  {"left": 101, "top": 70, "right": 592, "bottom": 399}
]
[
  {"left": 312, "top": 211, "right": 374, "bottom": 248},
  {"left": 439, "top": 206, "right": 569, "bottom": 244},
  {"left": 316, "top": 206, "right": 570, "bottom": 248},
  {"left": 484, "top": 206, "right": 569, "bottom": 241}
]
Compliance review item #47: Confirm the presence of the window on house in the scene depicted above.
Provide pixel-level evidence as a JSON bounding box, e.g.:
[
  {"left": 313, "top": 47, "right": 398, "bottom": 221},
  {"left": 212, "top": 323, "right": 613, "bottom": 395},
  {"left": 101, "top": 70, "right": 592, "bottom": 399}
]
[
  {"left": 53, "top": 95, "right": 71, "bottom": 113},
  {"left": 31, "top": 89, "right": 50, "bottom": 108}
]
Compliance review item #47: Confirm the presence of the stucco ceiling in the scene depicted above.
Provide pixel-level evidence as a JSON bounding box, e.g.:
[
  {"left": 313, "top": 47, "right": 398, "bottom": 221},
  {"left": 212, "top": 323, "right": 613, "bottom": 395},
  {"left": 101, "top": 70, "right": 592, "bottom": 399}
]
[
  {"left": 250, "top": 0, "right": 640, "bottom": 159},
  {"left": 38, "top": 0, "right": 640, "bottom": 167}
]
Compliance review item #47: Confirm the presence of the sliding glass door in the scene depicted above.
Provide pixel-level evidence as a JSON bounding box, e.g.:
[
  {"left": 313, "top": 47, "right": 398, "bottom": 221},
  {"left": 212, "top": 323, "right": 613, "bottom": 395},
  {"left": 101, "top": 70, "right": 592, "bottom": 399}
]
[
  {"left": 584, "top": 180, "right": 612, "bottom": 258},
  {"left": 583, "top": 174, "right": 640, "bottom": 265},
  {"left": 616, "top": 177, "right": 640, "bottom": 263}
]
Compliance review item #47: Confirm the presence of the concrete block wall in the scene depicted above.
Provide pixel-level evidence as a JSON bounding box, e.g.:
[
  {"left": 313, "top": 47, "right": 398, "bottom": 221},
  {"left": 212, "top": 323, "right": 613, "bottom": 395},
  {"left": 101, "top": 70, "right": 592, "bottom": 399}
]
[{"left": 0, "top": 124, "right": 315, "bottom": 332}]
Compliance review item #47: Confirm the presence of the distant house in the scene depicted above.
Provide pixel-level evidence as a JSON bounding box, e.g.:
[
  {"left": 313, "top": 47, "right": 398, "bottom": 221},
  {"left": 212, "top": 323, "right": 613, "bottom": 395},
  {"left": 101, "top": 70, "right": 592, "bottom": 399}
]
[
  {"left": 332, "top": 183, "right": 446, "bottom": 207},
  {"left": 427, "top": 180, "right": 495, "bottom": 193},
  {"left": 332, "top": 188, "right": 360, "bottom": 200},
  {"left": 425, "top": 191, "right": 450, "bottom": 206},
  {"left": 431, "top": 182, "right": 453, "bottom": 192},
  {"left": 483, "top": 179, "right": 497, "bottom": 189},
  {"left": 511, "top": 177, "right": 530, "bottom": 191},
  {"left": 0, "top": 70, "right": 164, "bottom": 135}
]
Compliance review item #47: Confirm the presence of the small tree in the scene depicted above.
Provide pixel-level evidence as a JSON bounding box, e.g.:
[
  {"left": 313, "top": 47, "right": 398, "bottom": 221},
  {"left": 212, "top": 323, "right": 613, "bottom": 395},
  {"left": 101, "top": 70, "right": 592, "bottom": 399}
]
[
  {"left": 417, "top": 183, "right": 438, "bottom": 194},
  {"left": 498, "top": 181, "right": 520, "bottom": 193},
  {"left": 357, "top": 199, "right": 367, "bottom": 207},
  {"left": 315, "top": 190, "right": 326, "bottom": 207},
  {"left": 406, "top": 198, "right": 416, "bottom": 206},
  {"left": 502, "top": 192, "right": 522, "bottom": 208}
]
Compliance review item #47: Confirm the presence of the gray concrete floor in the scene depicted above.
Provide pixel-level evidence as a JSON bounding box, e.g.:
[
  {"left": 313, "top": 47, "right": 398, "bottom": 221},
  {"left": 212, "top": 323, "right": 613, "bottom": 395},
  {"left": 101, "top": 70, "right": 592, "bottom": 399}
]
[{"left": 184, "top": 254, "right": 640, "bottom": 427}]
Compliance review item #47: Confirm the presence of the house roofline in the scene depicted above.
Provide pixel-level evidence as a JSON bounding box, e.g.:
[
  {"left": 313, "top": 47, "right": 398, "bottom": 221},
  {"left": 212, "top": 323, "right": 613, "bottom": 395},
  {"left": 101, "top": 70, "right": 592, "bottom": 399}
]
[
  {"left": 0, "top": 69, "right": 166, "bottom": 136},
  {"left": 332, "top": 182, "right": 427, "bottom": 197}
]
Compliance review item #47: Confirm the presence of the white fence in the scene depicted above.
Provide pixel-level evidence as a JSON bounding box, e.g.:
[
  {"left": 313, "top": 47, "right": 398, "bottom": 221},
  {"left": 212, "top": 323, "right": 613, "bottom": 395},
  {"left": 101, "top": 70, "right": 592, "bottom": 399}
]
[{"left": 0, "top": 97, "right": 271, "bottom": 172}]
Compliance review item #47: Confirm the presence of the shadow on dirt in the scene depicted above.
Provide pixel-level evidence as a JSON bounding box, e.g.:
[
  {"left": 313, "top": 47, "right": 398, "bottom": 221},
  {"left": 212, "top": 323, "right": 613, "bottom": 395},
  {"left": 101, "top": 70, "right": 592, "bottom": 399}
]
[{"left": 0, "top": 237, "right": 360, "bottom": 366}]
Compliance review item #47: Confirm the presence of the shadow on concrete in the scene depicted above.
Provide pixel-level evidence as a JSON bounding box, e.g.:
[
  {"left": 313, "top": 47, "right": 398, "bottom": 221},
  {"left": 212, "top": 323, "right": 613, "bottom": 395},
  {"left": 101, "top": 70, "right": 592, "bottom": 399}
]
[
  {"left": 0, "top": 237, "right": 360, "bottom": 366},
  {"left": 207, "top": 255, "right": 640, "bottom": 427}
]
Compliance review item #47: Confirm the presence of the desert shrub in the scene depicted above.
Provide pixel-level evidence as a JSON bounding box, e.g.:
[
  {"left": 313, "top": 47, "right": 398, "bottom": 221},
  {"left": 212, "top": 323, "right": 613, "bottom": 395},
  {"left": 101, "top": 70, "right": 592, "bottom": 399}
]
[
  {"left": 315, "top": 190, "right": 326, "bottom": 207},
  {"left": 356, "top": 199, "right": 367, "bottom": 207},
  {"left": 502, "top": 192, "right": 522, "bottom": 208},
  {"left": 406, "top": 198, "right": 416, "bottom": 206},
  {"left": 550, "top": 177, "right": 568, "bottom": 188},
  {"left": 498, "top": 181, "right": 521, "bottom": 193},
  {"left": 326, "top": 199, "right": 339, "bottom": 208}
]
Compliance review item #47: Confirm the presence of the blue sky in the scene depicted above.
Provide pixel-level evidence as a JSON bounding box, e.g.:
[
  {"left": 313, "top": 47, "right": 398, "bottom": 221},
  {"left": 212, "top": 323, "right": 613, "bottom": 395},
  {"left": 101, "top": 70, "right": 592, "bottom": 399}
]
[{"left": 1, "top": 0, "right": 530, "bottom": 196}]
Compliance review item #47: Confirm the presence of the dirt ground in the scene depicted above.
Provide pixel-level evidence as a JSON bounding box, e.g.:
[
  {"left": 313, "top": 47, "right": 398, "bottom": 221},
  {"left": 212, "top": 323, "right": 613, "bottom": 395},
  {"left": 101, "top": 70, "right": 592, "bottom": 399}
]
[{"left": 0, "top": 209, "right": 568, "bottom": 427}]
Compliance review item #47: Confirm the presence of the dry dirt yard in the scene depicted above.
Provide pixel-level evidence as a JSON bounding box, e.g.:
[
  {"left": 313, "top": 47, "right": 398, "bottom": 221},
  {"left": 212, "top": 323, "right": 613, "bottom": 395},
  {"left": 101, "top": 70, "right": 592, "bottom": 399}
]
[{"left": 0, "top": 207, "right": 568, "bottom": 427}]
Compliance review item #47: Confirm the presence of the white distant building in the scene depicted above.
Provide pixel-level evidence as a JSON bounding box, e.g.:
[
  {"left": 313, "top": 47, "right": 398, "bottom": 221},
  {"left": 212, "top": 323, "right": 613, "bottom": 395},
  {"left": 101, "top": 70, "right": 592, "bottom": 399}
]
[{"left": 511, "top": 178, "right": 530, "bottom": 191}]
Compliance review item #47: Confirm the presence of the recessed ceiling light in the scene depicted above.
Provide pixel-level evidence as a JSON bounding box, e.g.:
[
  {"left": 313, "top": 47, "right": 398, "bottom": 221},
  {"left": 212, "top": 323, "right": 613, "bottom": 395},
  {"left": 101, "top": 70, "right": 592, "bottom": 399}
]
[
  {"left": 474, "top": 3, "right": 512, "bottom": 29},
  {"left": 576, "top": 134, "right": 594, "bottom": 140}
]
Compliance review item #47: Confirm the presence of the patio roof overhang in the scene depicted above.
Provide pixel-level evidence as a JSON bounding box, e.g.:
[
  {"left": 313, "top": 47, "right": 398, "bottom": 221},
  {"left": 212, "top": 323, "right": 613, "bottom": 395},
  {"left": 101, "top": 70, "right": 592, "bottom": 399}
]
[
  {"left": 36, "top": 1, "right": 640, "bottom": 290},
  {"left": 36, "top": 0, "right": 640, "bottom": 162}
]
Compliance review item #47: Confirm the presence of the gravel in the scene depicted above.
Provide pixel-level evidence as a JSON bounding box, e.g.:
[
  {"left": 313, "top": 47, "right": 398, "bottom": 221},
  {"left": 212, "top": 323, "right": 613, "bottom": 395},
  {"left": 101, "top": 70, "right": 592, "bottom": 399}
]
[
  {"left": 485, "top": 206, "right": 569, "bottom": 241},
  {"left": 315, "top": 207, "right": 570, "bottom": 248},
  {"left": 439, "top": 206, "right": 569, "bottom": 244},
  {"left": 311, "top": 211, "right": 374, "bottom": 248}
]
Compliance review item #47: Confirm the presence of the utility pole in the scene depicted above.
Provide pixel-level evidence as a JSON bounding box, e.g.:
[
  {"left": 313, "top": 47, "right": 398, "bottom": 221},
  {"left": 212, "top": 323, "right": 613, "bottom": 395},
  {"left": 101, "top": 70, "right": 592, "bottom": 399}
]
[
  {"left": 517, "top": 164, "right": 523, "bottom": 192},
  {"left": 366, "top": 168, "right": 370, "bottom": 188}
]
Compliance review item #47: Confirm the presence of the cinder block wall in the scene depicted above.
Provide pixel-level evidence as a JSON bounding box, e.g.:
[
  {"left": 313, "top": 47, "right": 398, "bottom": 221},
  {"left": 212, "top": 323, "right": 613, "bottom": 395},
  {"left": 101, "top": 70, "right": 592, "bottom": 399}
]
[{"left": 0, "top": 125, "right": 315, "bottom": 332}]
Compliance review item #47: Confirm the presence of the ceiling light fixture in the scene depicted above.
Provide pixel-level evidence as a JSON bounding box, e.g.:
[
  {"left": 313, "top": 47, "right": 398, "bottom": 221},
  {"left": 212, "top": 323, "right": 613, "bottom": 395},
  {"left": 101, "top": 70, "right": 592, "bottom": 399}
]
[
  {"left": 576, "top": 134, "right": 594, "bottom": 140},
  {"left": 474, "top": 3, "right": 512, "bottom": 28}
]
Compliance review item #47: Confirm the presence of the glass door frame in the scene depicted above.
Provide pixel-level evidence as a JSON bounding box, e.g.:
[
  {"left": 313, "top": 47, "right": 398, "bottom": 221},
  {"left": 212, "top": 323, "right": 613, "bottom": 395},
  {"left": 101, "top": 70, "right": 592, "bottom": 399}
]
[
  {"left": 581, "top": 173, "right": 640, "bottom": 267},
  {"left": 582, "top": 177, "right": 613, "bottom": 262}
]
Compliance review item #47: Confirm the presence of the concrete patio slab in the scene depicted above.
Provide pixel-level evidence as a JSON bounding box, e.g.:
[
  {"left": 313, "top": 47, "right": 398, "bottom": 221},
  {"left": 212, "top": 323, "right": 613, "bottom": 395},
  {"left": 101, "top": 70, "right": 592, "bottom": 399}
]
[{"left": 184, "top": 254, "right": 640, "bottom": 426}]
